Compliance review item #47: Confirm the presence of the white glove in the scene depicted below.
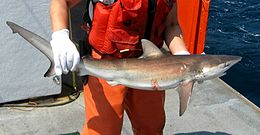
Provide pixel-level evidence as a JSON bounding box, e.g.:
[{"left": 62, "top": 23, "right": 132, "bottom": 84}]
[
  {"left": 173, "top": 50, "right": 190, "bottom": 55},
  {"left": 50, "top": 29, "right": 80, "bottom": 75}
]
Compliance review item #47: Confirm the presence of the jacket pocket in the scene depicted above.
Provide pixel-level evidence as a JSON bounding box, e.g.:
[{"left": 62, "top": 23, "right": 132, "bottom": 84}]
[
  {"left": 107, "top": 0, "right": 146, "bottom": 50},
  {"left": 88, "top": 2, "right": 117, "bottom": 54}
]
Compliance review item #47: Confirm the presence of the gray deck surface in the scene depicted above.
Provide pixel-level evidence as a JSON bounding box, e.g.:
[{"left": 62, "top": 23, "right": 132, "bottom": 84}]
[{"left": 0, "top": 78, "right": 259, "bottom": 135}]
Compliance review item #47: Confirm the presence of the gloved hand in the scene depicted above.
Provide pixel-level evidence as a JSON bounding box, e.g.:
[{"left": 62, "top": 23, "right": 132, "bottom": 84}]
[
  {"left": 173, "top": 50, "right": 190, "bottom": 55},
  {"left": 50, "top": 29, "right": 80, "bottom": 75}
]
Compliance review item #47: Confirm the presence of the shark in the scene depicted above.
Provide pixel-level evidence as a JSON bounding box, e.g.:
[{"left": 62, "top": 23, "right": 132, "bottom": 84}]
[{"left": 6, "top": 21, "right": 242, "bottom": 116}]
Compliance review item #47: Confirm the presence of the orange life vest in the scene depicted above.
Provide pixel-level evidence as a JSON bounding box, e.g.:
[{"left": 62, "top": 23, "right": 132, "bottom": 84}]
[{"left": 88, "top": 0, "right": 174, "bottom": 58}]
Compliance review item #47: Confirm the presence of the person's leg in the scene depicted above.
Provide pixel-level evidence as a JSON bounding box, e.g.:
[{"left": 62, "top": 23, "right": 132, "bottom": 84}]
[
  {"left": 124, "top": 89, "right": 166, "bottom": 135},
  {"left": 81, "top": 76, "right": 127, "bottom": 135},
  {"left": 81, "top": 50, "right": 128, "bottom": 135}
]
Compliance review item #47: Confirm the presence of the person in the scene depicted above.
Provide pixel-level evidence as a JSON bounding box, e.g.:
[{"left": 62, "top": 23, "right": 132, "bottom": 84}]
[{"left": 50, "top": 0, "right": 190, "bottom": 134}]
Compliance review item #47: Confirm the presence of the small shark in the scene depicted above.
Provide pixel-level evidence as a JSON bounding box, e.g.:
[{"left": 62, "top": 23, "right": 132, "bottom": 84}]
[{"left": 6, "top": 21, "right": 241, "bottom": 116}]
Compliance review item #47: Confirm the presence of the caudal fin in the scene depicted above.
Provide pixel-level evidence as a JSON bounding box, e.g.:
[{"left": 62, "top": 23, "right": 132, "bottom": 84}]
[{"left": 6, "top": 21, "right": 55, "bottom": 77}]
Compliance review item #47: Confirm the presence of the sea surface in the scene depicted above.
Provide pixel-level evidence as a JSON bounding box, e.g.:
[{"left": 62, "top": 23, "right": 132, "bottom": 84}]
[{"left": 205, "top": 0, "right": 260, "bottom": 106}]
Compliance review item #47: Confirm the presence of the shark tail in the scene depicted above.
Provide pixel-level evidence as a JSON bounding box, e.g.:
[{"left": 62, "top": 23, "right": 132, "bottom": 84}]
[{"left": 6, "top": 21, "right": 55, "bottom": 77}]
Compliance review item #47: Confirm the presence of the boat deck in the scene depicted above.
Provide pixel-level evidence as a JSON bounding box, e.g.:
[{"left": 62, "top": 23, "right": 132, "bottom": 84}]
[{"left": 0, "top": 78, "right": 259, "bottom": 135}]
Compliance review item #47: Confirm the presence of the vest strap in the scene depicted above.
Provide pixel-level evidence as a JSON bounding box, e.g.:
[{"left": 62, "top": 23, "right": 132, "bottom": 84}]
[{"left": 144, "top": 0, "right": 156, "bottom": 39}]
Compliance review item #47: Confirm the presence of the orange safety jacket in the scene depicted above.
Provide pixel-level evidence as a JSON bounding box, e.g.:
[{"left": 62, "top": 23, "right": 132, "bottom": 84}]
[{"left": 88, "top": 0, "right": 175, "bottom": 58}]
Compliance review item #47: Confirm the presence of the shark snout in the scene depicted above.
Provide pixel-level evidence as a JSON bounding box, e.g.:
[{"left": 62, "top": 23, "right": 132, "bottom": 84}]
[
  {"left": 225, "top": 56, "right": 242, "bottom": 68},
  {"left": 198, "top": 55, "right": 242, "bottom": 81},
  {"left": 217, "top": 55, "right": 242, "bottom": 75}
]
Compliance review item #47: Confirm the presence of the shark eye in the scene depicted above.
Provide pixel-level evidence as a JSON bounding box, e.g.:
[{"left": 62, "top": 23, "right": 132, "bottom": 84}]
[{"left": 225, "top": 63, "right": 231, "bottom": 67}]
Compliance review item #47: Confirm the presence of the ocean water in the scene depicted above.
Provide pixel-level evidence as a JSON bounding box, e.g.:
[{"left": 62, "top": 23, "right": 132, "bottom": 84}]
[{"left": 205, "top": 0, "right": 260, "bottom": 106}]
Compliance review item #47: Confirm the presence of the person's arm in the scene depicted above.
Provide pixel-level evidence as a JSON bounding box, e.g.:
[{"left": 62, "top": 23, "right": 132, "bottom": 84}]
[
  {"left": 50, "top": 0, "right": 80, "bottom": 31},
  {"left": 164, "top": 2, "right": 189, "bottom": 55},
  {"left": 49, "top": 0, "right": 81, "bottom": 75}
]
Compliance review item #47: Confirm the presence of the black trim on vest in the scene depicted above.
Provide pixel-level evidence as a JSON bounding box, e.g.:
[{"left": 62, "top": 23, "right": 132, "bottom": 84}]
[
  {"left": 144, "top": 0, "right": 156, "bottom": 39},
  {"left": 83, "top": 0, "right": 93, "bottom": 27},
  {"left": 82, "top": 0, "right": 95, "bottom": 85}
]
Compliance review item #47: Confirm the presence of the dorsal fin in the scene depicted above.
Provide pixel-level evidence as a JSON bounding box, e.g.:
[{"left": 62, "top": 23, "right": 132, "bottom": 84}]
[{"left": 139, "top": 39, "right": 164, "bottom": 58}]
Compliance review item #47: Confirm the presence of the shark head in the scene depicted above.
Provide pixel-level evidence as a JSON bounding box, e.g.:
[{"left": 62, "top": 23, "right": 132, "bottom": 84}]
[{"left": 196, "top": 55, "right": 242, "bottom": 81}]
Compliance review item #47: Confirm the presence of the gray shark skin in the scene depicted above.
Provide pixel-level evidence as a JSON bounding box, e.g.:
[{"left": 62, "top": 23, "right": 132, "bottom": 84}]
[
  {"left": 7, "top": 21, "right": 241, "bottom": 116},
  {"left": 6, "top": 21, "right": 55, "bottom": 77}
]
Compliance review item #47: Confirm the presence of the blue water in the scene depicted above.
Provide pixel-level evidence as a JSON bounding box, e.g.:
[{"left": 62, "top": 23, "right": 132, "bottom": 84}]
[{"left": 205, "top": 0, "right": 260, "bottom": 106}]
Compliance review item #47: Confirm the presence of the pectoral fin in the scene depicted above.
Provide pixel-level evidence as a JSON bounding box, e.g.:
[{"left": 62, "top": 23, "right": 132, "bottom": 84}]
[{"left": 178, "top": 81, "right": 194, "bottom": 116}]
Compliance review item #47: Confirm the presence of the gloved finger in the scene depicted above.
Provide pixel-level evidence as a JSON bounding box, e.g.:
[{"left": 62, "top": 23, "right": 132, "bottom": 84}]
[
  {"left": 60, "top": 53, "right": 69, "bottom": 74},
  {"left": 53, "top": 54, "right": 62, "bottom": 75},
  {"left": 66, "top": 51, "right": 74, "bottom": 71},
  {"left": 71, "top": 52, "right": 80, "bottom": 71}
]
